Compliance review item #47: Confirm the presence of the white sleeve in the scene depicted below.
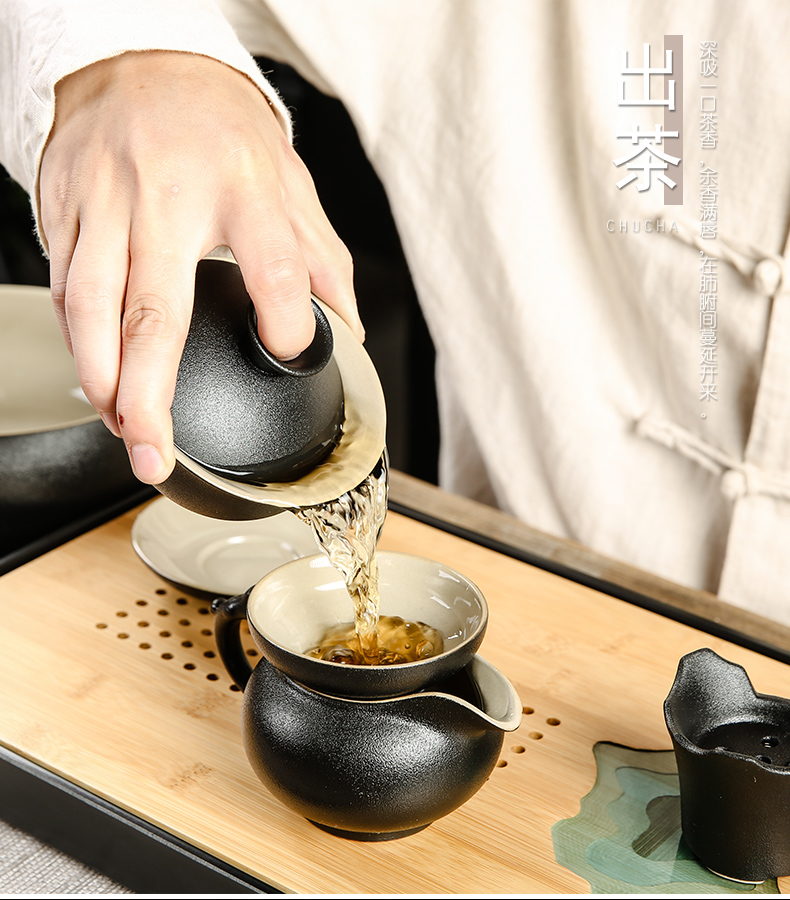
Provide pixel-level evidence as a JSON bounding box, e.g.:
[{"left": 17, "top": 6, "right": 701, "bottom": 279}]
[{"left": 0, "top": 0, "right": 292, "bottom": 205}]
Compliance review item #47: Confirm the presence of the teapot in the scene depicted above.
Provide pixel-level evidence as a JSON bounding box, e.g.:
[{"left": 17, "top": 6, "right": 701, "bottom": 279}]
[
  {"left": 156, "top": 254, "right": 386, "bottom": 520},
  {"left": 212, "top": 551, "right": 523, "bottom": 840}
]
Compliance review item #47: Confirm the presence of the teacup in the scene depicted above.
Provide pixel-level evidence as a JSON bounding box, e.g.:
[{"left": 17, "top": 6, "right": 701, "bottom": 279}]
[{"left": 213, "top": 550, "right": 489, "bottom": 698}]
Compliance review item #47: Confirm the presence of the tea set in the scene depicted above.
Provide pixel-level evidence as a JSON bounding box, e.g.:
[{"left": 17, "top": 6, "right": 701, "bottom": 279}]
[
  {"left": 138, "top": 255, "right": 790, "bottom": 863},
  {"left": 138, "top": 254, "right": 522, "bottom": 841},
  {"left": 212, "top": 551, "right": 521, "bottom": 840}
]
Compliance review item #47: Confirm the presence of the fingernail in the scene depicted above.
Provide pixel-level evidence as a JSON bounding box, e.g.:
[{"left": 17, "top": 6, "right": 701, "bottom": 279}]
[
  {"left": 129, "top": 443, "right": 167, "bottom": 484},
  {"left": 274, "top": 352, "right": 301, "bottom": 362},
  {"left": 352, "top": 316, "right": 365, "bottom": 343},
  {"left": 100, "top": 412, "right": 122, "bottom": 438}
]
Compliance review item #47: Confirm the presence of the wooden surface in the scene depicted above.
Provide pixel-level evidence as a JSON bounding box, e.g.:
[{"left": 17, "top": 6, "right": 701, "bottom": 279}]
[
  {"left": 390, "top": 469, "right": 790, "bottom": 657},
  {"left": 1, "top": 497, "right": 790, "bottom": 893}
]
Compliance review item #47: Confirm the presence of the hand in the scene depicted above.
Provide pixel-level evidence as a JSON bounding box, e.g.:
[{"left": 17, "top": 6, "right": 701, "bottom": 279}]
[{"left": 39, "top": 50, "right": 363, "bottom": 484}]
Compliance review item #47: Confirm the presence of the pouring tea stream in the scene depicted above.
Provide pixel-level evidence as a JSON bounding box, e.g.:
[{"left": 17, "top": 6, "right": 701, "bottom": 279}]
[
  {"left": 158, "top": 255, "right": 522, "bottom": 838},
  {"left": 160, "top": 254, "right": 397, "bottom": 661}
]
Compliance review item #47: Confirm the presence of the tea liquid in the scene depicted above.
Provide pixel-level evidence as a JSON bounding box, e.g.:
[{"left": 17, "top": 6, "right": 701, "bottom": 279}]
[
  {"left": 306, "top": 615, "right": 444, "bottom": 665},
  {"left": 294, "top": 454, "right": 443, "bottom": 665}
]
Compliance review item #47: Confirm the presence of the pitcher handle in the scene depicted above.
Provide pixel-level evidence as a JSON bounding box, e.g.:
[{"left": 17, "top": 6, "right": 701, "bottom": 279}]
[{"left": 211, "top": 588, "right": 254, "bottom": 690}]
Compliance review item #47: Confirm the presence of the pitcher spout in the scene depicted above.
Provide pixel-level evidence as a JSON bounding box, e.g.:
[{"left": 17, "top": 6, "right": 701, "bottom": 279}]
[{"left": 428, "top": 655, "right": 522, "bottom": 732}]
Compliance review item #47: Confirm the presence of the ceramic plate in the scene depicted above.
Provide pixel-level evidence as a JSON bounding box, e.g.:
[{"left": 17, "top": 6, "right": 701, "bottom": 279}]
[
  {"left": 0, "top": 284, "right": 98, "bottom": 434},
  {"left": 131, "top": 497, "right": 318, "bottom": 597}
]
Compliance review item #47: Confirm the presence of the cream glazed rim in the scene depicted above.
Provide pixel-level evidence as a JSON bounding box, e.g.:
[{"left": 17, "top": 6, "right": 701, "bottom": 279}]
[
  {"left": 0, "top": 283, "right": 99, "bottom": 435},
  {"left": 308, "top": 655, "right": 524, "bottom": 732},
  {"left": 246, "top": 550, "right": 489, "bottom": 667},
  {"left": 131, "top": 497, "right": 319, "bottom": 596}
]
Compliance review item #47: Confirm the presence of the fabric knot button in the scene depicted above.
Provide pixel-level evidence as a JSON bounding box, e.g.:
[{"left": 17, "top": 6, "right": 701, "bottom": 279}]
[
  {"left": 753, "top": 258, "right": 783, "bottom": 296},
  {"left": 721, "top": 468, "right": 748, "bottom": 500}
]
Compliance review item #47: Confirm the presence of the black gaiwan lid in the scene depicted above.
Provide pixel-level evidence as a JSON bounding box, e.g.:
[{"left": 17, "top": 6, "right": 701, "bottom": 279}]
[
  {"left": 171, "top": 258, "right": 344, "bottom": 485},
  {"left": 158, "top": 254, "right": 386, "bottom": 521}
]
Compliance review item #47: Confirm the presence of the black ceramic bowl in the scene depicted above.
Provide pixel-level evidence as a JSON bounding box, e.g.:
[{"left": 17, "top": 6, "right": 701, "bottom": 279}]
[
  {"left": 0, "top": 285, "right": 139, "bottom": 553},
  {"left": 213, "top": 551, "right": 488, "bottom": 699},
  {"left": 240, "top": 653, "right": 519, "bottom": 840}
]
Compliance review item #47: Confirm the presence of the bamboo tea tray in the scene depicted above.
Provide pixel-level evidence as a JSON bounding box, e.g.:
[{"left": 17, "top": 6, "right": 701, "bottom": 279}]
[{"left": 1, "top": 477, "right": 790, "bottom": 893}]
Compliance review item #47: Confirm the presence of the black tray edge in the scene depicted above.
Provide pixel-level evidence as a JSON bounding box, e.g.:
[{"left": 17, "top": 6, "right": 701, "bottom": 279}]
[
  {"left": 0, "top": 486, "right": 158, "bottom": 579},
  {"left": 0, "top": 743, "right": 281, "bottom": 894}
]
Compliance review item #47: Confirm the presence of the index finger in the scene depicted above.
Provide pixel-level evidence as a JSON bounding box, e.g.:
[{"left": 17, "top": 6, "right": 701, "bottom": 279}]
[{"left": 116, "top": 247, "right": 195, "bottom": 483}]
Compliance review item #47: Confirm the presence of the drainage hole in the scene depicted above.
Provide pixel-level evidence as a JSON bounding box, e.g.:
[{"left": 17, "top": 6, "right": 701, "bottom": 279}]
[
  {"left": 757, "top": 756, "right": 773, "bottom": 764},
  {"left": 206, "top": 673, "right": 219, "bottom": 681},
  {"left": 246, "top": 649, "right": 258, "bottom": 657},
  {"left": 137, "top": 621, "right": 149, "bottom": 628},
  {"left": 198, "top": 607, "right": 210, "bottom": 615},
  {"left": 184, "top": 663, "right": 196, "bottom": 670},
  {"left": 136, "top": 600, "right": 147, "bottom": 607},
  {"left": 203, "top": 651, "right": 216, "bottom": 658},
  {"left": 201, "top": 629, "right": 212, "bottom": 637},
  {"left": 763, "top": 737, "right": 779, "bottom": 748},
  {"left": 176, "top": 598, "right": 188, "bottom": 605},
  {"left": 528, "top": 732, "right": 544, "bottom": 741},
  {"left": 523, "top": 706, "right": 534, "bottom": 715},
  {"left": 496, "top": 760, "right": 507, "bottom": 768},
  {"left": 139, "top": 643, "right": 151, "bottom": 650},
  {"left": 546, "top": 718, "right": 561, "bottom": 726},
  {"left": 117, "top": 633, "right": 129, "bottom": 639},
  {"left": 96, "top": 623, "right": 107, "bottom": 629},
  {"left": 157, "top": 609, "right": 169, "bottom": 616},
  {"left": 116, "top": 611, "right": 128, "bottom": 618},
  {"left": 230, "top": 684, "right": 241, "bottom": 692},
  {"left": 182, "top": 640, "right": 193, "bottom": 648},
  {"left": 511, "top": 746, "right": 525, "bottom": 754},
  {"left": 179, "top": 619, "right": 190, "bottom": 627},
  {"left": 155, "top": 589, "right": 166, "bottom": 595},
  {"left": 161, "top": 652, "right": 173, "bottom": 660},
  {"left": 159, "top": 631, "right": 171, "bottom": 638}
]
